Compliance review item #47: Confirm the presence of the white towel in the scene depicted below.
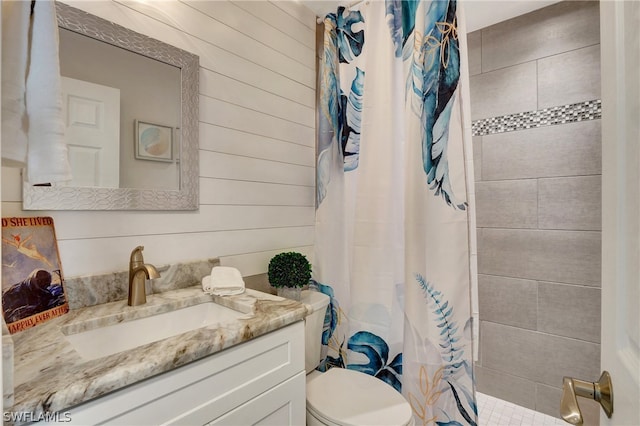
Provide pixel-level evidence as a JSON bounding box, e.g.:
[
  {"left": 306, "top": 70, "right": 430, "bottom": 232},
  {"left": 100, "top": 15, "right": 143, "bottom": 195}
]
[
  {"left": 1, "top": 1, "right": 30, "bottom": 167},
  {"left": 25, "top": 0, "right": 72, "bottom": 184},
  {"left": 202, "top": 266, "right": 245, "bottom": 296}
]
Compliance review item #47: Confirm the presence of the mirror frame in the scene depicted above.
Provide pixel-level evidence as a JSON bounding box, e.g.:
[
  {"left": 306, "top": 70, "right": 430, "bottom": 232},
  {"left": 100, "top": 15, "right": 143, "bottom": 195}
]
[{"left": 23, "top": 2, "right": 199, "bottom": 210}]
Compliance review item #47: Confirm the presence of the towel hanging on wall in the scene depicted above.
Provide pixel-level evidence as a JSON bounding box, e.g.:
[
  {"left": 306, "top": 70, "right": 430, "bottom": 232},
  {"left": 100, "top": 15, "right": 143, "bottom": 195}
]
[
  {"left": 1, "top": 0, "right": 72, "bottom": 184},
  {"left": 1, "top": 1, "right": 30, "bottom": 167}
]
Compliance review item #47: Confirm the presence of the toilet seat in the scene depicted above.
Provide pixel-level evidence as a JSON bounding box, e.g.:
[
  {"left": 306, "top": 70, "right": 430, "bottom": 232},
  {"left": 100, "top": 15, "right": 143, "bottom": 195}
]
[{"left": 306, "top": 368, "right": 414, "bottom": 426}]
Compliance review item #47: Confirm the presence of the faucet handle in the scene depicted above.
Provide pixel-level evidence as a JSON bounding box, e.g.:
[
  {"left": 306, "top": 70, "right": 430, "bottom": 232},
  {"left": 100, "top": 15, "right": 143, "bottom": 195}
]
[
  {"left": 560, "top": 371, "right": 613, "bottom": 425},
  {"left": 130, "top": 245, "right": 145, "bottom": 265}
]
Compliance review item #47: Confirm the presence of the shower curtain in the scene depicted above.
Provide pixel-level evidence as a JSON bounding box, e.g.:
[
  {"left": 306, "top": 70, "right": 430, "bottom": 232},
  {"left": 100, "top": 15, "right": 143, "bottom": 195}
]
[{"left": 313, "top": 1, "right": 477, "bottom": 425}]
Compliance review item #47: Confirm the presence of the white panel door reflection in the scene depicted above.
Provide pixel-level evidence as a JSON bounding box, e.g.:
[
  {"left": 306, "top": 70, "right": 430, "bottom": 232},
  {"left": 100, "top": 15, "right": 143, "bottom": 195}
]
[{"left": 61, "top": 77, "right": 120, "bottom": 188}]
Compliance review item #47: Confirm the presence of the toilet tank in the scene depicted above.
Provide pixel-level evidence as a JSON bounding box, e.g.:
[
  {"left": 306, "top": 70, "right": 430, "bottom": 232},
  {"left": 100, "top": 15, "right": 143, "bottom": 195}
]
[{"left": 300, "top": 290, "right": 330, "bottom": 373}]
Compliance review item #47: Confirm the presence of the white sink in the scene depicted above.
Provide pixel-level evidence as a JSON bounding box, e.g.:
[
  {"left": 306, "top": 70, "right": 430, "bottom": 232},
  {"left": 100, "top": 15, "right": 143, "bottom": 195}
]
[{"left": 64, "top": 302, "right": 245, "bottom": 360}]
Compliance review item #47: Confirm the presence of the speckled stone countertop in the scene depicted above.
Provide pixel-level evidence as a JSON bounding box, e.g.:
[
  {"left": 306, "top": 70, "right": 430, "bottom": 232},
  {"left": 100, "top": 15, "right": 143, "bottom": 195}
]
[
  {"left": 3, "top": 319, "right": 14, "bottom": 408},
  {"left": 8, "top": 286, "right": 310, "bottom": 416}
]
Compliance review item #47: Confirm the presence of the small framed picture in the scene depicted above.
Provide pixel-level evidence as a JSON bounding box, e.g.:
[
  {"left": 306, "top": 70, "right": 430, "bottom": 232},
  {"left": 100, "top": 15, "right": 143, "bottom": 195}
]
[{"left": 135, "top": 120, "right": 173, "bottom": 162}]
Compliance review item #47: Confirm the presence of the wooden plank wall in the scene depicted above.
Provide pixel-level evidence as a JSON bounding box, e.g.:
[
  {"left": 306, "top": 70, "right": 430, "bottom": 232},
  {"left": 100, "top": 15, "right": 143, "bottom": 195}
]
[{"left": 1, "top": 0, "right": 317, "bottom": 278}]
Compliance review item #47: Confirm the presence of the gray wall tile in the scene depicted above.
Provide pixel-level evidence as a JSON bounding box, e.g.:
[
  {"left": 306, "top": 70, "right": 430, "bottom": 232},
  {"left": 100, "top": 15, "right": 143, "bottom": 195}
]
[
  {"left": 538, "top": 44, "right": 601, "bottom": 109},
  {"left": 481, "top": 321, "right": 539, "bottom": 381},
  {"left": 467, "top": 31, "right": 482, "bottom": 76},
  {"left": 476, "top": 365, "right": 536, "bottom": 410},
  {"left": 475, "top": 327, "right": 482, "bottom": 366},
  {"left": 481, "top": 1, "right": 600, "bottom": 72},
  {"left": 472, "top": 1, "right": 602, "bottom": 416},
  {"left": 536, "top": 384, "right": 601, "bottom": 425},
  {"left": 538, "top": 282, "right": 601, "bottom": 343},
  {"left": 482, "top": 322, "right": 600, "bottom": 391},
  {"left": 535, "top": 384, "right": 562, "bottom": 420},
  {"left": 477, "top": 228, "right": 601, "bottom": 286},
  {"left": 478, "top": 274, "right": 537, "bottom": 329},
  {"left": 470, "top": 62, "right": 537, "bottom": 120},
  {"left": 539, "top": 175, "right": 601, "bottom": 231},
  {"left": 476, "top": 180, "right": 537, "bottom": 228},
  {"left": 473, "top": 136, "right": 482, "bottom": 182},
  {"left": 536, "top": 333, "right": 600, "bottom": 388},
  {"left": 482, "top": 120, "right": 601, "bottom": 180}
]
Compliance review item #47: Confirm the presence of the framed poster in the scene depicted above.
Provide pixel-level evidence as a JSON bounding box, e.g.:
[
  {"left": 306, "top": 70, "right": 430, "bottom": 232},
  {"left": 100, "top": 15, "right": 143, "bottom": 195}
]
[
  {"left": 135, "top": 119, "right": 173, "bottom": 162},
  {"left": 1, "top": 217, "right": 68, "bottom": 333}
]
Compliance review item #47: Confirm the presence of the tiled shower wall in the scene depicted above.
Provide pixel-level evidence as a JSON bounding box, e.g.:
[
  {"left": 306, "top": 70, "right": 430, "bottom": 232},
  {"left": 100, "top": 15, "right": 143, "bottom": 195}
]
[{"left": 468, "top": 1, "right": 602, "bottom": 423}]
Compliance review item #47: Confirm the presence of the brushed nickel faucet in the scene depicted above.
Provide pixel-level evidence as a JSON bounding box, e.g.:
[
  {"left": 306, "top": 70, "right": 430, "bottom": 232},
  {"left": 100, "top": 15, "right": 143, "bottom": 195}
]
[{"left": 128, "top": 246, "right": 160, "bottom": 306}]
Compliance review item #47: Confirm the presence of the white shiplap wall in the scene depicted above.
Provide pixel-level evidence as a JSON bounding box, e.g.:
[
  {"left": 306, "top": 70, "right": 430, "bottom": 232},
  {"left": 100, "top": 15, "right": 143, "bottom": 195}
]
[{"left": 0, "top": 0, "right": 317, "bottom": 278}]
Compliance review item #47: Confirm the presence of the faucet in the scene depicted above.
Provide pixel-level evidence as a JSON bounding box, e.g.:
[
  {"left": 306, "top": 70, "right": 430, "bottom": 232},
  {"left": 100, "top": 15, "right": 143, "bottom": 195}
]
[{"left": 128, "top": 246, "right": 160, "bottom": 306}]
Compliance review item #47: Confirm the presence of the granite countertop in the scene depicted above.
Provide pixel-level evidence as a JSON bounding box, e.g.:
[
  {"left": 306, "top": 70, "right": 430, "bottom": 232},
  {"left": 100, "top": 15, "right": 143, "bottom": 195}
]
[{"left": 7, "top": 286, "right": 310, "bottom": 416}]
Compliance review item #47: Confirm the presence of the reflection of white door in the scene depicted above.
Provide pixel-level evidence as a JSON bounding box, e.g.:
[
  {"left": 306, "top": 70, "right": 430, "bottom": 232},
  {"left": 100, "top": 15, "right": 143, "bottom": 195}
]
[
  {"left": 600, "top": 1, "right": 640, "bottom": 425},
  {"left": 60, "top": 77, "right": 120, "bottom": 188}
]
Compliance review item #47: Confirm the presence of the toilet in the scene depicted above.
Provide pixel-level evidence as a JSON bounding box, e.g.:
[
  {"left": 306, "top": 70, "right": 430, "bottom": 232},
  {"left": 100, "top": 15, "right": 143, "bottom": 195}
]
[{"left": 301, "top": 290, "right": 415, "bottom": 426}]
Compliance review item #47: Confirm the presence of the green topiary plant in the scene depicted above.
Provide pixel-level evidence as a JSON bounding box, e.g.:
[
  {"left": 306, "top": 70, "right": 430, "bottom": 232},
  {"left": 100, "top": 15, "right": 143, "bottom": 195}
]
[{"left": 268, "top": 252, "right": 312, "bottom": 288}]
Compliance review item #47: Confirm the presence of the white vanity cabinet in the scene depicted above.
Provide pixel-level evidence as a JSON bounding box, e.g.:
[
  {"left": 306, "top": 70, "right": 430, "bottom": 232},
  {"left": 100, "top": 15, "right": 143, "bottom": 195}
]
[{"left": 57, "top": 322, "right": 306, "bottom": 425}]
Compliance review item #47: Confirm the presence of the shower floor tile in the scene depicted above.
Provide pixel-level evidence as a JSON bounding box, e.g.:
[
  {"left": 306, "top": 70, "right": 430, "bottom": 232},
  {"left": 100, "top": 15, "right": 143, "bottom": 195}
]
[{"left": 477, "top": 392, "right": 566, "bottom": 425}]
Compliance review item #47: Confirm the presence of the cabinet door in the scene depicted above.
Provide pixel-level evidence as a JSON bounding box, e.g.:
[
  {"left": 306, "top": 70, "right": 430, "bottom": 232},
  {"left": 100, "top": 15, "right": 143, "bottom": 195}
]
[
  {"left": 209, "top": 372, "right": 306, "bottom": 426},
  {"left": 57, "top": 322, "right": 304, "bottom": 425}
]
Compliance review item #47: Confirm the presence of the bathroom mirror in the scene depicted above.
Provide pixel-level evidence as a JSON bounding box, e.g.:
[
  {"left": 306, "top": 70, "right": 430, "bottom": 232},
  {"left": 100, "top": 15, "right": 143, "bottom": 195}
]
[{"left": 23, "top": 2, "right": 199, "bottom": 210}]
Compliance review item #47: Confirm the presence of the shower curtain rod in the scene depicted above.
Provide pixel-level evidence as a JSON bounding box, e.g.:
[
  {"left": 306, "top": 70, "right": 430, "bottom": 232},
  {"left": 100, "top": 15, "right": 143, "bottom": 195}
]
[{"left": 315, "top": 0, "right": 369, "bottom": 24}]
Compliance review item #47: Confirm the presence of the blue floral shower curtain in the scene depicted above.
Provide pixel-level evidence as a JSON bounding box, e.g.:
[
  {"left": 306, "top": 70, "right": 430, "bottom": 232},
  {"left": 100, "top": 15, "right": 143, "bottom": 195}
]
[{"left": 313, "top": 1, "right": 477, "bottom": 425}]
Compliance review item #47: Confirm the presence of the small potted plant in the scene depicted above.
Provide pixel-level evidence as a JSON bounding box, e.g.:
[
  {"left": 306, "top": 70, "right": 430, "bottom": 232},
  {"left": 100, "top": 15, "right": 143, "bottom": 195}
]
[{"left": 268, "top": 252, "right": 311, "bottom": 301}]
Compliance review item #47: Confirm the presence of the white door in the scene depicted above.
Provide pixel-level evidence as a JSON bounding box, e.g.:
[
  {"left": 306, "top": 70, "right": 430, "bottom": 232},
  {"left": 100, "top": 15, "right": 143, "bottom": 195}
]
[
  {"left": 600, "top": 1, "right": 640, "bottom": 425},
  {"left": 60, "top": 77, "right": 120, "bottom": 188}
]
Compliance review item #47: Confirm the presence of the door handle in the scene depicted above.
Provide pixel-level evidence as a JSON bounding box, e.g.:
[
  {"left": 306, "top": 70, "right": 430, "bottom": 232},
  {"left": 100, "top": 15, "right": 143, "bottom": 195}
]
[{"left": 560, "top": 371, "right": 613, "bottom": 425}]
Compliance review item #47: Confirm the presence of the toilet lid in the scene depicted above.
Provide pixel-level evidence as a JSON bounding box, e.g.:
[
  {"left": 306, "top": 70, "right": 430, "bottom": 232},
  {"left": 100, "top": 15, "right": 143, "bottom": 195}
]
[{"left": 306, "top": 368, "right": 413, "bottom": 426}]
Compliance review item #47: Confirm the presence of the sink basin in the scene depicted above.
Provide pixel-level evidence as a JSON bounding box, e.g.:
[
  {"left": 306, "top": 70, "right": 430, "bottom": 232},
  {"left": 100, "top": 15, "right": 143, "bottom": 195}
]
[{"left": 64, "top": 302, "right": 245, "bottom": 360}]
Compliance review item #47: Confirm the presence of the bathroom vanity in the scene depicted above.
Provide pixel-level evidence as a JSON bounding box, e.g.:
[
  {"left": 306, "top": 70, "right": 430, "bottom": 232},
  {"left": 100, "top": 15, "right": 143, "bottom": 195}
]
[
  {"left": 4, "top": 1, "right": 314, "bottom": 422},
  {"left": 5, "top": 286, "right": 310, "bottom": 425}
]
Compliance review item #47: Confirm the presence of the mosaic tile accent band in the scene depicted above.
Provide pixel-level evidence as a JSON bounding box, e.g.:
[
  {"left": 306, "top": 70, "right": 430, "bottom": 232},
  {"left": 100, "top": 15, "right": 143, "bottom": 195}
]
[{"left": 472, "top": 99, "right": 601, "bottom": 136}]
